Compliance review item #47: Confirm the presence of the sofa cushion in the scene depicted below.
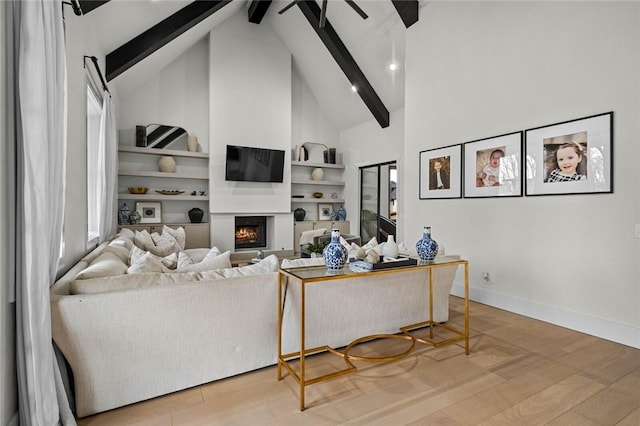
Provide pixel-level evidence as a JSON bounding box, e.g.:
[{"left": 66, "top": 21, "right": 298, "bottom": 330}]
[
  {"left": 69, "top": 271, "right": 200, "bottom": 295},
  {"left": 176, "top": 250, "right": 231, "bottom": 273},
  {"left": 199, "top": 254, "right": 279, "bottom": 279},
  {"left": 103, "top": 237, "right": 132, "bottom": 263},
  {"left": 74, "top": 252, "right": 128, "bottom": 280}
]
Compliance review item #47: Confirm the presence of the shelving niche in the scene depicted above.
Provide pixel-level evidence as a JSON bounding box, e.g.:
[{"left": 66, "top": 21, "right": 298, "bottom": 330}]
[{"left": 117, "top": 145, "right": 210, "bottom": 245}]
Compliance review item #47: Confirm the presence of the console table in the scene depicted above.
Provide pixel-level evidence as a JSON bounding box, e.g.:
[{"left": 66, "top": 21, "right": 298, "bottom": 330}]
[{"left": 277, "top": 257, "right": 469, "bottom": 410}]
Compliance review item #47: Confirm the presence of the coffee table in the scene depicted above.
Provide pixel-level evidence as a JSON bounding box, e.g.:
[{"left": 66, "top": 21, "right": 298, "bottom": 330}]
[{"left": 277, "top": 256, "right": 469, "bottom": 410}]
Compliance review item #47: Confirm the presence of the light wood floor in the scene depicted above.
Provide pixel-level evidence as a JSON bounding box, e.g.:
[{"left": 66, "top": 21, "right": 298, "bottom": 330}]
[{"left": 77, "top": 297, "right": 640, "bottom": 425}]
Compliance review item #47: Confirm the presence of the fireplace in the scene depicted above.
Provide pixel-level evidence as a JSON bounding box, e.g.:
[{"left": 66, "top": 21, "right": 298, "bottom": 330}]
[{"left": 234, "top": 216, "right": 267, "bottom": 250}]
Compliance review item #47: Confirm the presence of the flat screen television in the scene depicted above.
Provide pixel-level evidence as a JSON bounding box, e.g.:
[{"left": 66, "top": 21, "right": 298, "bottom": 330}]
[{"left": 225, "top": 145, "right": 285, "bottom": 183}]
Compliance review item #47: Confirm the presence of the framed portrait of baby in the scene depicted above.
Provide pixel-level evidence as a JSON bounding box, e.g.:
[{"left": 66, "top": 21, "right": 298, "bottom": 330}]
[
  {"left": 419, "top": 144, "right": 462, "bottom": 199},
  {"left": 524, "top": 112, "right": 613, "bottom": 196},
  {"left": 462, "top": 131, "right": 523, "bottom": 198}
]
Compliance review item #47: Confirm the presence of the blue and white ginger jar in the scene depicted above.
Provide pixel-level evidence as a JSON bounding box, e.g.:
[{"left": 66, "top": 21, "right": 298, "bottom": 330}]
[
  {"left": 322, "top": 229, "right": 348, "bottom": 270},
  {"left": 337, "top": 205, "right": 347, "bottom": 221},
  {"left": 416, "top": 226, "right": 439, "bottom": 261},
  {"left": 118, "top": 203, "right": 130, "bottom": 225}
]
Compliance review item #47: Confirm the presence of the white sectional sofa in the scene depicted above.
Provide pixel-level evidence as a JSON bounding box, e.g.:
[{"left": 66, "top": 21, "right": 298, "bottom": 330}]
[{"left": 50, "top": 230, "right": 461, "bottom": 417}]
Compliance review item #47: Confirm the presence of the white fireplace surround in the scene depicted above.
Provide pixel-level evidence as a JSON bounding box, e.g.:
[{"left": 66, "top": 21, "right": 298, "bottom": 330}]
[{"left": 209, "top": 213, "right": 293, "bottom": 253}]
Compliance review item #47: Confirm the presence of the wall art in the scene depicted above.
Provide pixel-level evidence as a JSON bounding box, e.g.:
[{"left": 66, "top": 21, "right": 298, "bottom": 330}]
[{"left": 419, "top": 144, "right": 462, "bottom": 199}]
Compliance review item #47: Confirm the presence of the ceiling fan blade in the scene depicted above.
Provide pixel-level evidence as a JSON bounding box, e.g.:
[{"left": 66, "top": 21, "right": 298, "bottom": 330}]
[
  {"left": 319, "top": 0, "right": 328, "bottom": 28},
  {"left": 278, "top": 0, "right": 302, "bottom": 15},
  {"left": 344, "top": 0, "right": 368, "bottom": 20}
]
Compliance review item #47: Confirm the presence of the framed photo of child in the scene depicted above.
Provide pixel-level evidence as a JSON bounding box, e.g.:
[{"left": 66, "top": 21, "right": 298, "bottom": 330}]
[
  {"left": 462, "top": 131, "right": 523, "bottom": 198},
  {"left": 525, "top": 112, "right": 613, "bottom": 196},
  {"left": 419, "top": 144, "right": 462, "bottom": 199}
]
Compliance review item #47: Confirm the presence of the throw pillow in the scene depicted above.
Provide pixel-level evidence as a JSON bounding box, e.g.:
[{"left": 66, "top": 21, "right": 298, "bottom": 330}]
[
  {"left": 199, "top": 254, "right": 279, "bottom": 279},
  {"left": 150, "top": 230, "right": 181, "bottom": 257},
  {"left": 175, "top": 250, "right": 231, "bottom": 273},
  {"left": 162, "top": 225, "right": 186, "bottom": 250},
  {"left": 74, "top": 252, "right": 128, "bottom": 280},
  {"left": 127, "top": 252, "right": 172, "bottom": 274},
  {"left": 129, "top": 245, "right": 178, "bottom": 269},
  {"left": 182, "top": 247, "right": 220, "bottom": 263},
  {"left": 103, "top": 238, "right": 131, "bottom": 263},
  {"left": 134, "top": 229, "right": 155, "bottom": 251}
]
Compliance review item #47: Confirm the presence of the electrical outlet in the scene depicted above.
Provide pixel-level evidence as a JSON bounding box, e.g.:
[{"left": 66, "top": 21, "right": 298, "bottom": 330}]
[{"left": 482, "top": 272, "right": 491, "bottom": 285}]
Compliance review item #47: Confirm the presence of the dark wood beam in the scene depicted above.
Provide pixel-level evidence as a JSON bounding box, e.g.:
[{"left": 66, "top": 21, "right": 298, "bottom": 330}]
[
  {"left": 248, "top": 0, "right": 272, "bottom": 24},
  {"left": 106, "top": 0, "right": 232, "bottom": 81},
  {"left": 77, "top": 0, "right": 110, "bottom": 15},
  {"left": 297, "top": 1, "right": 390, "bottom": 128},
  {"left": 391, "top": 0, "right": 418, "bottom": 28}
]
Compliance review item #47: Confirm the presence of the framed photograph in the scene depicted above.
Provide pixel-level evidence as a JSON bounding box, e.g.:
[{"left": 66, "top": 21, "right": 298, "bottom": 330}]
[
  {"left": 525, "top": 112, "right": 613, "bottom": 196},
  {"left": 317, "top": 203, "right": 333, "bottom": 220},
  {"left": 463, "top": 131, "right": 523, "bottom": 198},
  {"left": 419, "top": 144, "right": 462, "bottom": 199},
  {"left": 136, "top": 201, "right": 162, "bottom": 223}
]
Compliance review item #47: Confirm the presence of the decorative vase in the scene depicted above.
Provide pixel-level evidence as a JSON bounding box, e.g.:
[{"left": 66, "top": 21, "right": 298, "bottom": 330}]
[
  {"left": 337, "top": 205, "right": 347, "bottom": 221},
  {"left": 311, "top": 167, "right": 324, "bottom": 181},
  {"left": 382, "top": 235, "right": 399, "bottom": 259},
  {"left": 129, "top": 210, "right": 141, "bottom": 224},
  {"left": 294, "top": 207, "right": 306, "bottom": 221},
  {"left": 187, "top": 134, "right": 198, "bottom": 152},
  {"left": 118, "top": 203, "right": 130, "bottom": 225},
  {"left": 158, "top": 155, "right": 176, "bottom": 173},
  {"left": 416, "top": 226, "right": 439, "bottom": 261},
  {"left": 322, "top": 229, "right": 348, "bottom": 270},
  {"left": 188, "top": 207, "right": 204, "bottom": 223}
]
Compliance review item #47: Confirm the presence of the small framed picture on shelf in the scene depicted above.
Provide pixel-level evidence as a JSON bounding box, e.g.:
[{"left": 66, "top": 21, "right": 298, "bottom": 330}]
[
  {"left": 317, "top": 203, "right": 333, "bottom": 220},
  {"left": 136, "top": 201, "right": 162, "bottom": 223},
  {"left": 525, "top": 112, "right": 613, "bottom": 196},
  {"left": 419, "top": 144, "right": 462, "bottom": 199},
  {"left": 463, "top": 131, "right": 523, "bottom": 198}
]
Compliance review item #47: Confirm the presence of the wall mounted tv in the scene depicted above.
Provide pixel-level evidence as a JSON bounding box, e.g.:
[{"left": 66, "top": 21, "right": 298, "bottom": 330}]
[{"left": 225, "top": 145, "right": 286, "bottom": 183}]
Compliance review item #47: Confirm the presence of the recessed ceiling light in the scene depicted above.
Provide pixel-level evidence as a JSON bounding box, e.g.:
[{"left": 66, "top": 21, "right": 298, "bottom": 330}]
[
  {"left": 351, "top": 85, "right": 358, "bottom": 92},
  {"left": 389, "top": 63, "right": 398, "bottom": 71}
]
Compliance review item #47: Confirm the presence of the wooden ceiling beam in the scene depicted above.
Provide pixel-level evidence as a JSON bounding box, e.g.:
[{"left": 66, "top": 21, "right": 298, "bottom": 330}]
[
  {"left": 77, "top": 1, "right": 110, "bottom": 15},
  {"left": 391, "top": 0, "right": 418, "bottom": 28},
  {"left": 105, "top": 0, "right": 231, "bottom": 81},
  {"left": 248, "top": 0, "right": 272, "bottom": 24},
  {"left": 297, "top": 1, "right": 390, "bottom": 128}
]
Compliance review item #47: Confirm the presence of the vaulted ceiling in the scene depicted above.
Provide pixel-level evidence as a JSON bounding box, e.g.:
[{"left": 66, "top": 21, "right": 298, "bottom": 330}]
[{"left": 77, "top": 0, "right": 418, "bottom": 130}]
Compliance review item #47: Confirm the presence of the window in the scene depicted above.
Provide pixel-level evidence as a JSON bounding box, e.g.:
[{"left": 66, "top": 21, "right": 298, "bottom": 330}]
[{"left": 86, "top": 82, "right": 103, "bottom": 244}]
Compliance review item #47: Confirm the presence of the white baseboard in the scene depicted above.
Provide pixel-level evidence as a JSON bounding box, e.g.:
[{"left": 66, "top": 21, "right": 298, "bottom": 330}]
[{"left": 451, "top": 283, "right": 640, "bottom": 350}]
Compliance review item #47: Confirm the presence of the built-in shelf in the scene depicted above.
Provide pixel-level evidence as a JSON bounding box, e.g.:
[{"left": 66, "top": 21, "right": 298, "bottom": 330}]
[
  {"left": 290, "top": 198, "right": 345, "bottom": 203},
  {"left": 291, "top": 161, "right": 344, "bottom": 169},
  {"left": 118, "top": 145, "right": 209, "bottom": 159},
  {"left": 118, "top": 194, "right": 209, "bottom": 201},
  {"left": 291, "top": 179, "right": 345, "bottom": 186},
  {"left": 118, "top": 170, "right": 208, "bottom": 179}
]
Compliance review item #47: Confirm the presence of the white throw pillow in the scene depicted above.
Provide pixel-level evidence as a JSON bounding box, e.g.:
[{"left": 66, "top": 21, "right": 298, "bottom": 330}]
[
  {"left": 162, "top": 225, "right": 186, "bottom": 250},
  {"left": 74, "top": 252, "right": 128, "bottom": 280},
  {"left": 127, "top": 252, "right": 172, "bottom": 274},
  {"left": 176, "top": 250, "right": 231, "bottom": 273},
  {"left": 182, "top": 247, "right": 220, "bottom": 263},
  {"left": 103, "top": 238, "right": 131, "bottom": 263},
  {"left": 199, "top": 254, "right": 279, "bottom": 279},
  {"left": 150, "top": 230, "right": 181, "bottom": 257},
  {"left": 117, "top": 227, "right": 135, "bottom": 240},
  {"left": 129, "top": 245, "right": 178, "bottom": 269},
  {"left": 134, "top": 229, "right": 155, "bottom": 250},
  {"left": 281, "top": 257, "right": 326, "bottom": 268}
]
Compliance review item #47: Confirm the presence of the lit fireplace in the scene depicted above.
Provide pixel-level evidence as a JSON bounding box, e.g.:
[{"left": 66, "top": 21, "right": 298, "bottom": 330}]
[{"left": 234, "top": 216, "right": 267, "bottom": 250}]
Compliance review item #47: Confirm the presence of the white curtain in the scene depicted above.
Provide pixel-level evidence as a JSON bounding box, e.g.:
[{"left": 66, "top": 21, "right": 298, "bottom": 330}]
[
  {"left": 13, "top": 0, "right": 75, "bottom": 424},
  {"left": 98, "top": 93, "right": 117, "bottom": 242}
]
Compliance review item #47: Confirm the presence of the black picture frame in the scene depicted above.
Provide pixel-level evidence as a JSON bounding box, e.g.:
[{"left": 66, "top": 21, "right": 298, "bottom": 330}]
[
  {"left": 419, "top": 144, "right": 462, "bottom": 199},
  {"left": 524, "top": 112, "right": 613, "bottom": 196},
  {"left": 463, "top": 131, "right": 523, "bottom": 198}
]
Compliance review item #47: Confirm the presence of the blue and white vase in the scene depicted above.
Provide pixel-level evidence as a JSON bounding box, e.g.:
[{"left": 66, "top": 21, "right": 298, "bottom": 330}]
[
  {"left": 118, "top": 203, "right": 130, "bottom": 225},
  {"left": 416, "top": 226, "right": 439, "bottom": 261},
  {"left": 322, "top": 229, "right": 348, "bottom": 270},
  {"left": 337, "top": 205, "right": 347, "bottom": 221}
]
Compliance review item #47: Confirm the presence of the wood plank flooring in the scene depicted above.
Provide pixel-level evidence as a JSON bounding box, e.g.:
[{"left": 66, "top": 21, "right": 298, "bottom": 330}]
[{"left": 77, "top": 297, "right": 640, "bottom": 425}]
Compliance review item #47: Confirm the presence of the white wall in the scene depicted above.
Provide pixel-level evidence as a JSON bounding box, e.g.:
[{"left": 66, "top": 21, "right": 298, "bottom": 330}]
[
  {"left": 341, "top": 108, "right": 405, "bottom": 242},
  {"left": 0, "top": 1, "right": 18, "bottom": 422},
  {"left": 117, "top": 36, "right": 210, "bottom": 151},
  {"left": 208, "top": 13, "right": 291, "bottom": 215},
  {"left": 403, "top": 1, "right": 640, "bottom": 347}
]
